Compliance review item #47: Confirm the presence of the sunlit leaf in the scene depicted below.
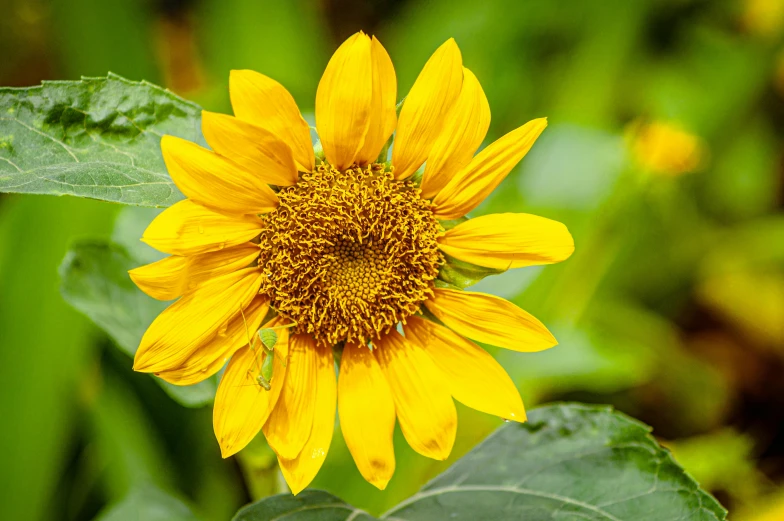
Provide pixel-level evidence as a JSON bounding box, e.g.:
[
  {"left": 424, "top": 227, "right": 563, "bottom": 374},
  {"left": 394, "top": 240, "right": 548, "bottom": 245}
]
[
  {"left": 0, "top": 73, "right": 201, "bottom": 206},
  {"left": 234, "top": 403, "right": 726, "bottom": 521}
]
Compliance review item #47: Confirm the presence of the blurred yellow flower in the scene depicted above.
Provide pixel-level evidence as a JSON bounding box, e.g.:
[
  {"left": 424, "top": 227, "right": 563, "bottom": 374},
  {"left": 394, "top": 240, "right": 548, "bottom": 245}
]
[
  {"left": 742, "top": 0, "right": 784, "bottom": 36},
  {"left": 629, "top": 120, "right": 705, "bottom": 176},
  {"left": 741, "top": 493, "right": 784, "bottom": 521},
  {"left": 128, "top": 32, "right": 574, "bottom": 494}
]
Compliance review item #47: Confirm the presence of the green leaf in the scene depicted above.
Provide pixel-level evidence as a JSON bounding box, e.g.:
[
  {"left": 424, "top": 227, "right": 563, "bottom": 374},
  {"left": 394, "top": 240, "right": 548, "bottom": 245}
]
[
  {"left": 234, "top": 404, "right": 726, "bottom": 521},
  {"left": 0, "top": 73, "right": 201, "bottom": 207},
  {"left": 95, "top": 483, "right": 203, "bottom": 521},
  {"left": 59, "top": 240, "right": 217, "bottom": 407},
  {"left": 232, "top": 490, "right": 375, "bottom": 521}
]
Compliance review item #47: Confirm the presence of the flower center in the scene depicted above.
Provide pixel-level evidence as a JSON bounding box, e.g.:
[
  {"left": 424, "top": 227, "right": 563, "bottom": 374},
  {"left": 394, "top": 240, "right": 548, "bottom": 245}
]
[{"left": 257, "top": 163, "right": 443, "bottom": 346}]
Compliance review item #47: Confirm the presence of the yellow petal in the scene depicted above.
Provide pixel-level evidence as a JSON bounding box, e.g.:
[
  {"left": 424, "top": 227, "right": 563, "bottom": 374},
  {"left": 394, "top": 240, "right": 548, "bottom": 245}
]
[
  {"left": 162, "top": 135, "right": 278, "bottom": 215},
  {"left": 420, "top": 68, "right": 490, "bottom": 199},
  {"left": 438, "top": 213, "right": 574, "bottom": 270},
  {"left": 315, "top": 32, "right": 373, "bottom": 170},
  {"left": 392, "top": 39, "right": 463, "bottom": 180},
  {"left": 129, "top": 244, "right": 260, "bottom": 301},
  {"left": 424, "top": 288, "right": 556, "bottom": 352},
  {"left": 230, "top": 69, "right": 314, "bottom": 172},
  {"left": 128, "top": 255, "right": 188, "bottom": 301},
  {"left": 263, "top": 334, "right": 318, "bottom": 460},
  {"left": 180, "top": 244, "right": 260, "bottom": 292},
  {"left": 355, "top": 36, "right": 397, "bottom": 166},
  {"left": 141, "top": 199, "right": 261, "bottom": 256},
  {"left": 337, "top": 341, "right": 396, "bottom": 490},
  {"left": 404, "top": 316, "right": 526, "bottom": 422},
  {"left": 133, "top": 267, "right": 263, "bottom": 373},
  {"left": 374, "top": 329, "right": 456, "bottom": 460},
  {"left": 156, "top": 296, "right": 269, "bottom": 386},
  {"left": 213, "top": 317, "right": 291, "bottom": 458},
  {"left": 279, "top": 342, "right": 336, "bottom": 495},
  {"left": 202, "top": 111, "right": 298, "bottom": 186},
  {"left": 433, "top": 118, "right": 547, "bottom": 220}
]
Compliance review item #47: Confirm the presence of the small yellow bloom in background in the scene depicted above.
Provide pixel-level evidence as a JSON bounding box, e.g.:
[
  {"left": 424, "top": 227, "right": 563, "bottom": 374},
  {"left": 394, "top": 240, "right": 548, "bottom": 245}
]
[
  {"left": 129, "top": 32, "right": 574, "bottom": 494},
  {"left": 628, "top": 120, "right": 706, "bottom": 176},
  {"left": 741, "top": 0, "right": 784, "bottom": 36}
]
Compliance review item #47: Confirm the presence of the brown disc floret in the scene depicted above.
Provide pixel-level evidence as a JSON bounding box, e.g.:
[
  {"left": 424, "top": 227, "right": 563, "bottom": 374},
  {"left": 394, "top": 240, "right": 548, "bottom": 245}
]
[{"left": 257, "top": 163, "right": 443, "bottom": 346}]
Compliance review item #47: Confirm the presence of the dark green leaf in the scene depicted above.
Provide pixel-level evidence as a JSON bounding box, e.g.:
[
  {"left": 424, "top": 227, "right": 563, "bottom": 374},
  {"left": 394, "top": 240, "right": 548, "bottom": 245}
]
[
  {"left": 384, "top": 403, "right": 726, "bottom": 520},
  {"left": 235, "top": 404, "right": 726, "bottom": 521},
  {"left": 95, "top": 483, "right": 203, "bottom": 521},
  {"left": 59, "top": 240, "right": 217, "bottom": 407},
  {"left": 0, "top": 73, "right": 200, "bottom": 206},
  {"left": 232, "top": 490, "right": 376, "bottom": 521}
]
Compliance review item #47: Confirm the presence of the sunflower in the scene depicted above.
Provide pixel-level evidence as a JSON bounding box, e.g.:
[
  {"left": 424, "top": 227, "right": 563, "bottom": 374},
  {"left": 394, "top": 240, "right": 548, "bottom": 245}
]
[{"left": 130, "top": 32, "right": 574, "bottom": 494}]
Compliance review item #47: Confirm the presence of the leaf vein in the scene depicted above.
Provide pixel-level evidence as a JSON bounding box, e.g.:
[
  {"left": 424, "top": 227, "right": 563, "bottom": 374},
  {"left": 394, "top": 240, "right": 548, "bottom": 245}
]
[
  {"left": 382, "top": 485, "right": 625, "bottom": 521},
  {"left": 0, "top": 115, "right": 80, "bottom": 163}
]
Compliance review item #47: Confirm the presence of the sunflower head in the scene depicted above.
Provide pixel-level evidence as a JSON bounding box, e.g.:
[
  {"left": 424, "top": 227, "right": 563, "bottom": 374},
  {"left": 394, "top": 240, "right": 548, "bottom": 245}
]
[
  {"left": 130, "top": 31, "right": 574, "bottom": 495},
  {"left": 257, "top": 162, "right": 443, "bottom": 346}
]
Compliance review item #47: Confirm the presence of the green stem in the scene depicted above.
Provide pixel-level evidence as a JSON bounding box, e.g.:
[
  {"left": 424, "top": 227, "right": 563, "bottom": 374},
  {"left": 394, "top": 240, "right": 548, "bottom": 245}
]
[{"left": 236, "top": 436, "right": 287, "bottom": 499}]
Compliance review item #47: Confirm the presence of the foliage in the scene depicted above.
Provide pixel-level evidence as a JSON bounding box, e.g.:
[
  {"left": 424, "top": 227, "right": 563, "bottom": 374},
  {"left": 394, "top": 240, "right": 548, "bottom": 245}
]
[
  {"left": 59, "top": 238, "right": 218, "bottom": 407},
  {"left": 0, "top": 74, "right": 196, "bottom": 206},
  {"left": 237, "top": 404, "right": 726, "bottom": 520}
]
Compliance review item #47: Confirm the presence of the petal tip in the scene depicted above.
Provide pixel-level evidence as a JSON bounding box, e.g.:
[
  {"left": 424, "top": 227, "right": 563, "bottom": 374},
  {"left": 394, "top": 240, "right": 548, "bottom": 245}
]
[
  {"left": 287, "top": 481, "right": 307, "bottom": 496},
  {"left": 369, "top": 477, "right": 391, "bottom": 490},
  {"left": 505, "top": 409, "right": 527, "bottom": 423},
  {"left": 219, "top": 445, "right": 236, "bottom": 459}
]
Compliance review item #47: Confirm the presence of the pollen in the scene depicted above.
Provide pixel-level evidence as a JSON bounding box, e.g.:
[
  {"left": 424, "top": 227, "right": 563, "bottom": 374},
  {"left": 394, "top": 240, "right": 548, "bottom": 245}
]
[{"left": 257, "top": 163, "right": 443, "bottom": 346}]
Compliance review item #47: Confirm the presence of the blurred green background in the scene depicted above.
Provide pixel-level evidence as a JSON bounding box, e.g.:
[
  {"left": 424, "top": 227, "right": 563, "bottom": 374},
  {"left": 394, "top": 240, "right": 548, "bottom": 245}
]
[{"left": 2, "top": 0, "right": 784, "bottom": 519}]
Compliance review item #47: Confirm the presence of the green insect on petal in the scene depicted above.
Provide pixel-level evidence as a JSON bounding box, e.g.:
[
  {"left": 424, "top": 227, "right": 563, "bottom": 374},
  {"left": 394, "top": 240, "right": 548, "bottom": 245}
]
[
  {"left": 261, "top": 351, "right": 274, "bottom": 383},
  {"left": 256, "top": 375, "right": 271, "bottom": 391},
  {"left": 258, "top": 328, "right": 278, "bottom": 352}
]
